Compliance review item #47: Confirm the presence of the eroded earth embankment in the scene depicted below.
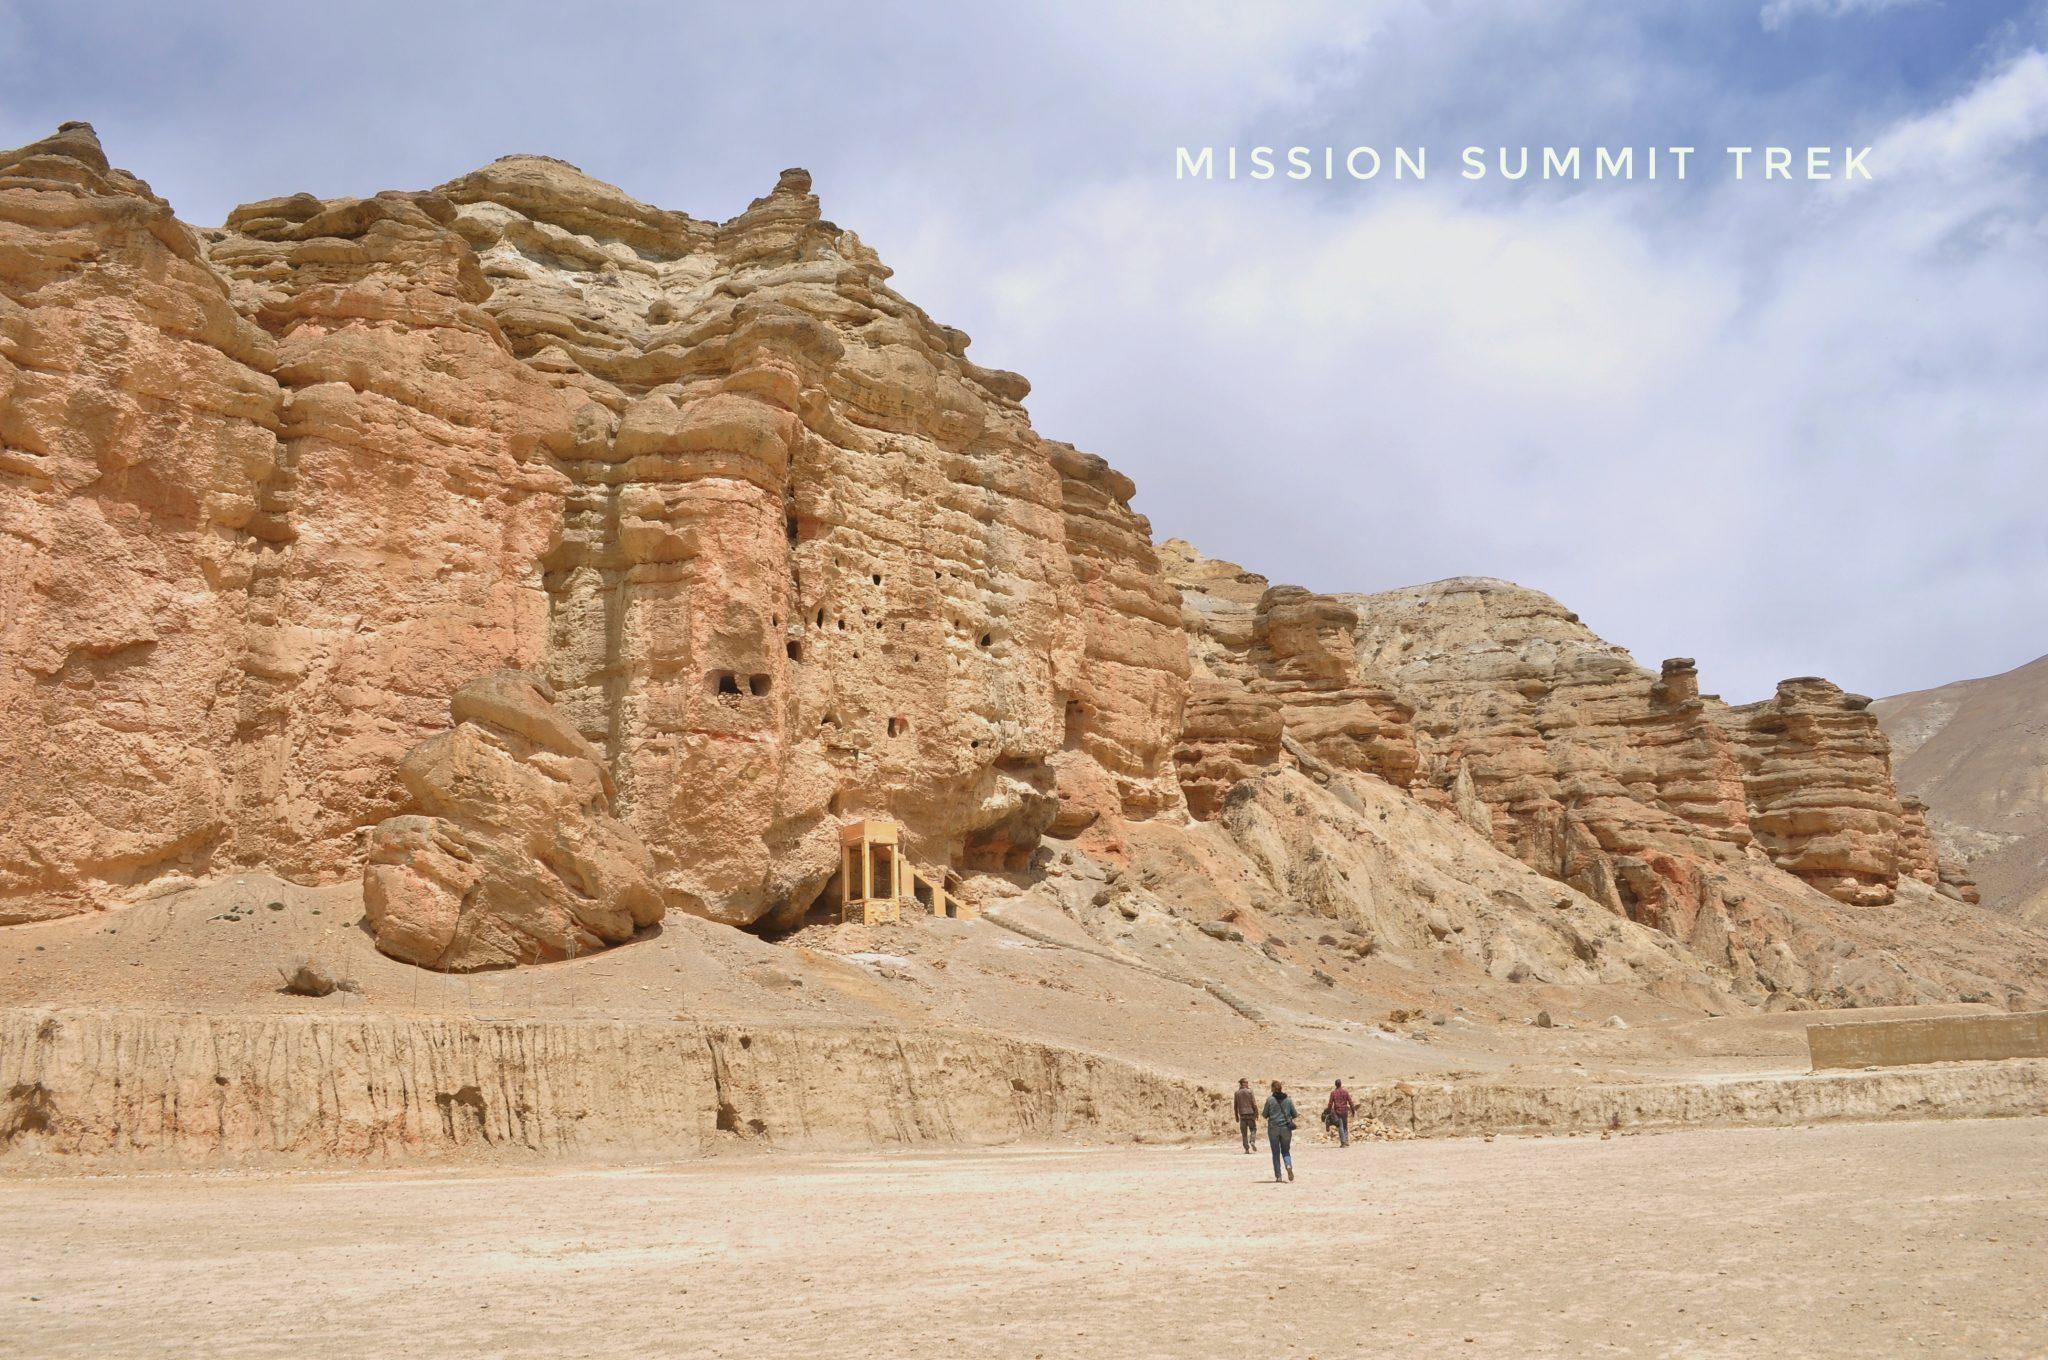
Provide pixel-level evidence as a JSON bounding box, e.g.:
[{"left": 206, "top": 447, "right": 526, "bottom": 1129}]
[
  {"left": 0, "top": 1009, "right": 1230, "bottom": 1162},
  {"left": 6, "top": 1008, "right": 2045, "bottom": 1164}
]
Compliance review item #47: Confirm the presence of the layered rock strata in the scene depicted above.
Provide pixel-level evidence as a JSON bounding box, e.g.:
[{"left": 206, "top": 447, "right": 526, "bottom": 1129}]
[
  {"left": 1163, "top": 547, "right": 1978, "bottom": 953},
  {"left": 397, "top": 156, "right": 1190, "bottom": 922},
  {"left": 0, "top": 124, "right": 2011, "bottom": 1013},
  {"left": 1, "top": 127, "right": 1186, "bottom": 933},
  {"left": 1160, "top": 541, "right": 1417, "bottom": 813},
  {"left": 1715, "top": 678, "right": 1914, "bottom": 906}
]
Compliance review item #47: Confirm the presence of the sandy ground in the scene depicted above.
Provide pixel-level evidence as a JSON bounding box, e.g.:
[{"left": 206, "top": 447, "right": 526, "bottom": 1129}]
[{"left": 2, "top": 1119, "right": 2043, "bottom": 1359}]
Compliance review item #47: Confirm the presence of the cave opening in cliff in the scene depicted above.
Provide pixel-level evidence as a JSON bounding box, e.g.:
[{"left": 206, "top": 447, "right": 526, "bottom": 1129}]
[
  {"left": 748, "top": 674, "right": 772, "bottom": 696},
  {"left": 787, "top": 641, "right": 801, "bottom": 662},
  {"left": 712, "top": 671, "right": 741, "bottom": 696}
]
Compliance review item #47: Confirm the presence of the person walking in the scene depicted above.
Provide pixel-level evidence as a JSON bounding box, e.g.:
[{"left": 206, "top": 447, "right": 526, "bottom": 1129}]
[
  {"left": 1262, "top": 1080, "right": 1298, "bottom": 1182},
  {"left": 1233, "top": 1078, "right": 1260, "bottom": 1153},
  {"left": 1325, "top": 1078, "right": 1354, "bottom": 1148}
]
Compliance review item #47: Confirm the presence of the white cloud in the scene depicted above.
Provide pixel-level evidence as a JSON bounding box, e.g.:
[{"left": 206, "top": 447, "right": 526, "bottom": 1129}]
[
  {"left": 1760, "top": 0, "right": 1933, "bottom": 33},
  {"left": 1872, "top": 48, "right": 2048, "bottom": 175},
  {"left": 882, "top": 33, "right": 2048, "bottom": 700}
]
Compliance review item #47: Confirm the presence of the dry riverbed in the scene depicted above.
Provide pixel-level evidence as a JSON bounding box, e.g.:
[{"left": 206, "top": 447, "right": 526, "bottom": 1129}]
[{"left": 3, "top": 1118, "right": 2044, "bottom": 1358}]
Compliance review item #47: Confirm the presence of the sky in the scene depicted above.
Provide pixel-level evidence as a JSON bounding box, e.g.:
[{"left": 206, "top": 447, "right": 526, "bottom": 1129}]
[{"left": 3, "top": 0, "right": 2045, "bottom": 701}]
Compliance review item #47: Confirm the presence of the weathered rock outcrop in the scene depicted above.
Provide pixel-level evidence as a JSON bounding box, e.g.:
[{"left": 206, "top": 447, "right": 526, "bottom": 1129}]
[
  {"left": 203, "top": 185, "right": 576, "bottom": 878},
  {"left": 1715, "top": 678, "right": 1910, "bottom": 906},
  {"left": 0, "top": 123, "right": 283, "bottom": 923},
  {"left": 1173, "top": 680, "right": 1284, "bottom": 820},
  {"left": 1160, "top": 542, "right": 1418, "bottom": 811},
  {"left": 1158, "top": 546, "right": 2004, "bottom": 1002},
  {"left": 398, "top": 155, "right": 1189, "bottom": 923},
  {"left": 1896, "top": 798, "right": 1945, "bottom": 892},
  {"left": 0, "top": 125, "right": 2025, "bottom": 1013},
  {"left": 363, "top": 671, "right": 663, "bottom": 970},
  {"left": 1, "top": 128, "right": 1186, "bottom": 935},
  {"left": 1325, "top": 575, "right": 1960, "bottom": 921}
]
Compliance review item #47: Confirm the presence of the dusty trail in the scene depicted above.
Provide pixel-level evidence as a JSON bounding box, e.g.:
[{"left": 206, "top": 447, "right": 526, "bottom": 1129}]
[{"left": 3, "top": 1118, "right": 2043, "bottom": 1359}]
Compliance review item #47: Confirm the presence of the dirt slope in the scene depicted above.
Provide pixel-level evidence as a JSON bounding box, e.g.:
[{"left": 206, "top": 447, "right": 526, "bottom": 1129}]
[{"left": 1876, "top": 654, "right": 2048, "bottom": 922}]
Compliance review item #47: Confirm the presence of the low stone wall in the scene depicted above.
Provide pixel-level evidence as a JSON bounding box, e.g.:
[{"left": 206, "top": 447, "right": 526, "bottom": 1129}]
[{"left": 1808, "top": 1011, "right": 2048, "bottom": 1070}]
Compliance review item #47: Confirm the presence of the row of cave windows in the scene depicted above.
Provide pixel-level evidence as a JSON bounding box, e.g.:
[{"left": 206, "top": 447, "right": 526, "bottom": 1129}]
[
  {"left": 783, "top": 515, "right": 965, "bottom": 588},
  {"left": 712, "top": 606, "right": 999, "bottom": 684},
  {"left": 805, "top": 606, "right": 995, "bottom": 651},
  {"left": 708, "top": 553, "right": 993, "bottom": 735},
  {"left": 707, "top": 670, "right": 911, "bottom": 739},
  {"left": 781, "top": 514, "right": 993, "bottom": 648},
  {"left": 730, "top": 621, "right": 989, "bottom": 675}
]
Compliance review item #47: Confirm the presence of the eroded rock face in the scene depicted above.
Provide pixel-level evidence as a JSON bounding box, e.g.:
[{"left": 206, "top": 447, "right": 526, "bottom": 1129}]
[
  {"left": 421, "top": 155, "right": 1189, "bottom": 922},
  {"left": 1897, "top": 798, "right": 1945, "bottom": 892},
  {"left": 1715, "top": 679, "right": 1909, "bottom": 906},
  {"left": 0, "top": 125, "right": 2013, "bottom": 1009},
  {"left": 0, "top": 124, "right": 283, "bottom": 923},
  {"left": 1173, "top": 680, "right": 1285, "bottom": 821},
  {"left": 0, "top": 128, "right": 1186, "bottom": 935},
  {"left": 1327, "top": 576, "right": 1958, "bottom": 923},
  {"left": 204, "top": 180, "right": 576, "bottom": 879},
  {"left": 1162, "top": 544, "right": 1980, "bottom": 967},
  {"left": 363, "top": 671, "right": 663, "bottom": 970},
  {"left": 1160, "top": 542, "right": 1418, "bottom": 812}
]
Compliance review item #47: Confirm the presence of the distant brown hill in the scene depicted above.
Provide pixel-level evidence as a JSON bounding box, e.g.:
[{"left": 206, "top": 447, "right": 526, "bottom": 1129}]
[{"left": 1875, "top": 656, "right": 2048, "bottom": 924}]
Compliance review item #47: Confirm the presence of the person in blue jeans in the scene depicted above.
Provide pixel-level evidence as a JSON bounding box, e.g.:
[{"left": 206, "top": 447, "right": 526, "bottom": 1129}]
[{"left": 1262, "top": 1080, "right": 1298, "bottom": 1182}]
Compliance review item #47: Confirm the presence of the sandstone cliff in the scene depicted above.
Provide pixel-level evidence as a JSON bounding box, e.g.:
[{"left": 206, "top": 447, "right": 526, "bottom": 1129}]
[
  {"left": 1, "top": 123, "right": 2034, "bottom": 1012},
  {"left": 0, "top": 126, "right": 1185, "bottom": 937},
  {"left": 1161, "top": 546, "right": 2020, "bottom": 1005}
]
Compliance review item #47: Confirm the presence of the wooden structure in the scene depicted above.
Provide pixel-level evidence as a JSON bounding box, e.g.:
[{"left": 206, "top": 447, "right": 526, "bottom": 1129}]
[{"left": 838, "top": 819, "right": 973, "bottom": 924}]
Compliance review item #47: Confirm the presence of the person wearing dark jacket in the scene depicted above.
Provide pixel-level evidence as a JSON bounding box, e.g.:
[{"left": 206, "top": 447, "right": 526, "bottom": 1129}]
[
  {"left": 1262, "top": 1080, "right": 1298, "bottom": 1182},
  {"left": 1233, "top": 1078, "right": 1260, "bottom": 1153}
]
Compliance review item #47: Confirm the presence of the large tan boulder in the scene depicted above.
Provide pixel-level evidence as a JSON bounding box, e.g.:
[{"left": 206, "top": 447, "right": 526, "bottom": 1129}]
[{"left": 363, "top": 671, "right": 664, "bottom": 970}]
